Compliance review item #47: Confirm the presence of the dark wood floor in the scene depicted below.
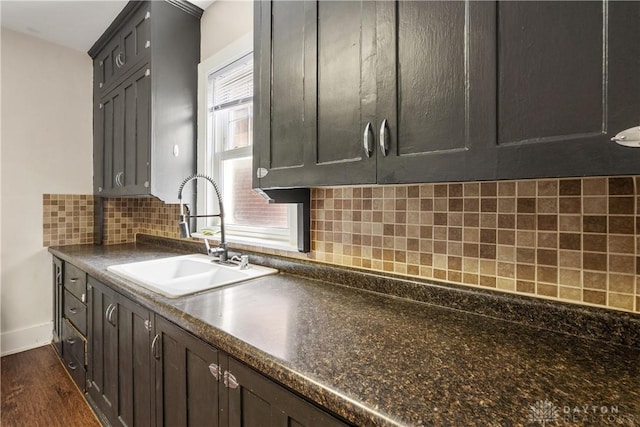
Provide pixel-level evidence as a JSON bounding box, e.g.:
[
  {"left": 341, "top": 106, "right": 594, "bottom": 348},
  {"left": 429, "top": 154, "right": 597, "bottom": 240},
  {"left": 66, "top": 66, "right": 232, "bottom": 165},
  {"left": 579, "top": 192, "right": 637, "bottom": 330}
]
[{"left": 1, "top": 345, "right": 100, "bottom": 427}]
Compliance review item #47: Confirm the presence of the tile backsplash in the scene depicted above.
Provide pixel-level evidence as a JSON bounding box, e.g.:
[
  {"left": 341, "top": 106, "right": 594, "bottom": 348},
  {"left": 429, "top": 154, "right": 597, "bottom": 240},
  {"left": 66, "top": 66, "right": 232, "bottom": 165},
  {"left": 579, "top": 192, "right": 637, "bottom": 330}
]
[
  {"left": 43, "top": 194, "right": 96, "bottom": 246},
  {"left": 44, "top": 175, "right": 640, "bottom": 314}
]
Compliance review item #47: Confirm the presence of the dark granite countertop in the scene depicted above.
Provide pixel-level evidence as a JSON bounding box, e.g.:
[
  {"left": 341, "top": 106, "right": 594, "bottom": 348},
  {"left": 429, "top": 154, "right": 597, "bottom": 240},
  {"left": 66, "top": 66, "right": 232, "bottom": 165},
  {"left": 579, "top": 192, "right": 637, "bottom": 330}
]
[{"left": 49, "top": 241, "right": 640, "bottom": 427}]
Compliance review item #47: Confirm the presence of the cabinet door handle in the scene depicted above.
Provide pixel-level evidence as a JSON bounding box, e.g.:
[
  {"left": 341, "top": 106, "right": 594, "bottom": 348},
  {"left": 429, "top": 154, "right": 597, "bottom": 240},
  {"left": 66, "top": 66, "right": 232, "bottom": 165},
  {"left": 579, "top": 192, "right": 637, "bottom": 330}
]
[
  {"left": 209, "top": 363, "right": 221, "bottom": 381},
  {"left": 115, "top": 171, "right": 124, "bottom": 187},
  {"left": 379, "top": 119, "right": 389, "bottom": 157},
  {"left": 109, "top": 305, "right": 117, "bottom": 326},
  {"left": 223, "top": 371, "right": 239, "bottom": 389},
  {"left": 105, "top": 304, "right": 116, "bottom": 325},
  {"left": 115, "top": 52, "right": 125, "bottom": 68},
  {"left": 68, "top": 307, "right": 78, "bottom": 315},
  {"left": 67, "top": 361, "right": 77, "bottom": 371},
  {"left": 151, "top": 334, "right": 160, "bottom": 360},
  {"left": 363, "top": 122, "right": 374, "bottom": 158},
  {"left": 55, "top": 267, "right": 62, "bottom": 285}
]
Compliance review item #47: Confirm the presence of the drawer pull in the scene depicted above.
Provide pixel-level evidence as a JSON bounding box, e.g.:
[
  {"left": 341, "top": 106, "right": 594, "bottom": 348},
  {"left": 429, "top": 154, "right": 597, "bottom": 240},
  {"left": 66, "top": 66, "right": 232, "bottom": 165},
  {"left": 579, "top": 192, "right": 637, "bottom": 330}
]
[
  {"left": 67, "top": 361, "right": 77, "bottom": 371},
  {"left": 67, "top": 338, "right": 76, "bottom": 345},
  {"left": 68, "top": 307, "right": 78, "bottom": 314},
  {"left": 69, "top": 278, "right": 78, "bottom": 283}
]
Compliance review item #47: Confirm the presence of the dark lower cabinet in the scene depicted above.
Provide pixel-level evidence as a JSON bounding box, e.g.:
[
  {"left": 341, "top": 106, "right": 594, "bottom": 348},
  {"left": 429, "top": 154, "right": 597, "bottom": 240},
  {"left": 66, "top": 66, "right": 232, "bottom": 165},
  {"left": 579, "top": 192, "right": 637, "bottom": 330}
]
[
  {"left": 154, "top": 315, "right": 219, "bottom": 427},
  {"left": 49, "top": 263, "right": 349, "bottom": 427},
  {"left": 52, "top": 257, "right": 63, "bottom": 356},
  {"left": 225, "top": 358, "right": 348, "bottom": 427},
  {"left": 87, "top": 276, "right": 153, "bottom": 427}
]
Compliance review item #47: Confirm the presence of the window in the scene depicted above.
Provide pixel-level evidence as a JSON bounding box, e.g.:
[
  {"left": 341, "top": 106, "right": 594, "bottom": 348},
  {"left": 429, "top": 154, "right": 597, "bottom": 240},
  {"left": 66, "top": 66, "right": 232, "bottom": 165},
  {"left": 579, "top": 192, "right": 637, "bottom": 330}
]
[{"left": 197, "top": 34, "right": 297, "bottom": 250}]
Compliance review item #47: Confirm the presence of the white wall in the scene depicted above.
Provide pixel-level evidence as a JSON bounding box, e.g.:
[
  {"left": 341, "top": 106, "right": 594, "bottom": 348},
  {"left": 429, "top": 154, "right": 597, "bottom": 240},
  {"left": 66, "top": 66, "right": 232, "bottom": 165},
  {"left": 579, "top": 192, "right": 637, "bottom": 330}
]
[
  {"left": 201, "top": 0, "right": 252, "bottom": 60},
  {"left": 0, "top": 28, "right": 93, "bottom": 355}
]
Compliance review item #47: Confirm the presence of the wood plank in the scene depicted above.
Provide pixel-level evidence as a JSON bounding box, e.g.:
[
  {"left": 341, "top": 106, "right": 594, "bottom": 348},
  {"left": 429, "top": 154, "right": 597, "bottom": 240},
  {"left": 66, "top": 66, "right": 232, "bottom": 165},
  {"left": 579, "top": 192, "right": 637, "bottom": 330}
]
[{"left": 1, "top": 345, "right": 99, "bottom": 427}]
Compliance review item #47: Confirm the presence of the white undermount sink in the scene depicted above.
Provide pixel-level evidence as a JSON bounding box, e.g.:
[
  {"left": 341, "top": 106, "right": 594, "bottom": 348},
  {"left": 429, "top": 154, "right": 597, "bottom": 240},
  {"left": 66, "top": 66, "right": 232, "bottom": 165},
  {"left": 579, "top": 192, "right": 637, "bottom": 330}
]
[{"left": 107, "top": 254, "right": 278, "bottom": 298}]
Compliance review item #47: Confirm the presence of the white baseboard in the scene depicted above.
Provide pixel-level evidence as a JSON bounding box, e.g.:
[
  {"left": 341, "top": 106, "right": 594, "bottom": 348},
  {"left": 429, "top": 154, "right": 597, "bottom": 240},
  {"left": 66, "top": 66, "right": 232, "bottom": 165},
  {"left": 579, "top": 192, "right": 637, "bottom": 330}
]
[{"left": 1, "top": 322, "right": 53, "bottom": 357}]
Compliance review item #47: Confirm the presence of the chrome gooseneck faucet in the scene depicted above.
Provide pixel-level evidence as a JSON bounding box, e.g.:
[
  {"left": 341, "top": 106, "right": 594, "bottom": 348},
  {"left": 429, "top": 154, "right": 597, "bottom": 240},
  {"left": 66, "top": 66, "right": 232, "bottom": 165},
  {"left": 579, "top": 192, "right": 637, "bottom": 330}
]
[{"left": 177, "top": 173, "right": 228, "bottom": 262}]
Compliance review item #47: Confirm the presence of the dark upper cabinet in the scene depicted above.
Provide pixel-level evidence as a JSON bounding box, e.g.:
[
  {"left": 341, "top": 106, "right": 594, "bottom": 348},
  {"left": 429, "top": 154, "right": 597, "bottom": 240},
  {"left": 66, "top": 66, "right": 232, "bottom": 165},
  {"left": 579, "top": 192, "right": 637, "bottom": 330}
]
[
  {"left": 94, "top": 5, "right": 151, "bottom": 95},
  {"left": 90, "top": 1, "right": 202, "bottom": 202},
  {"left": 95, "top": 66, "right": 151, "bottom": 196},
  {"left": 493, "top": 0, "right": 640, "bottom": 179},
  {"left": 255, "top": 0, "right": 640, "bottom": 189},
  {"left": 376, "top": 1, "right": 497, "bottom": 184},
  {"left": 254, "top": 0, "right": 377, "bottom": 188},
  {"left": 87, "top": 276, "right": 153, "bottom": 427}
]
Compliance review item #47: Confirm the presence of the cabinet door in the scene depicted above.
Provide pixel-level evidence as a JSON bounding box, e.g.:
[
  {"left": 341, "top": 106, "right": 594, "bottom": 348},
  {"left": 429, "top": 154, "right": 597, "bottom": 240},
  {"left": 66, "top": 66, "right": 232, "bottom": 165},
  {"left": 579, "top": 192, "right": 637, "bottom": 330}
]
[
  {"left": 493, "top": 1, "right": 640, "bottom": 178},
  {"left": 113, "top": 294, "right": 154, "bottom": 427},
  {"left": 52, "top": 257, "right": 64, "bottom": 356},
  {"left": 88, "top": 277, "right": 153, "bottom": 427},
  {"left": 95, "top": 65, "right": 151, "bottom": 197},
  {"left": 154, "top": 315, "right": 220, "bottom": 427},
  {"left": 254, "top": 0, "right": 377, "bottom": 189},
  {"left": 376, "top": 1, "right": 496, "bottom": 184},
  {"left": 87, "top": 278, "right": 119, "bottom": 422},
  {"left": 117, "top": 5, "right": 152, "bottom": 82},
  {"left": 225, "top": 357, "right": 347, "bottom": 427}
]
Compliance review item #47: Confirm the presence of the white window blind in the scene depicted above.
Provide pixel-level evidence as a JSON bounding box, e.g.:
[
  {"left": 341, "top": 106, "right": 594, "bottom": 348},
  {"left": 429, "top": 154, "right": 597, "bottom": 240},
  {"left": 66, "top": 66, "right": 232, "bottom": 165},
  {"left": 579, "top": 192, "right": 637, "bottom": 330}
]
[{"left": 211, "top": 59, "right": 253, "bottom": 111}]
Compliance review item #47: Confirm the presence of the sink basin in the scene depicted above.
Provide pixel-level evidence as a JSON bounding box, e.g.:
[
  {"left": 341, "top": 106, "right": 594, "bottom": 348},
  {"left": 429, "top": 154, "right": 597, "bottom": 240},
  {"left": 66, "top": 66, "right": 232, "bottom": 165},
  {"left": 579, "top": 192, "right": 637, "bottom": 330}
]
[{"left": 107, "top": 254, "right": 278, "bottom": 298}]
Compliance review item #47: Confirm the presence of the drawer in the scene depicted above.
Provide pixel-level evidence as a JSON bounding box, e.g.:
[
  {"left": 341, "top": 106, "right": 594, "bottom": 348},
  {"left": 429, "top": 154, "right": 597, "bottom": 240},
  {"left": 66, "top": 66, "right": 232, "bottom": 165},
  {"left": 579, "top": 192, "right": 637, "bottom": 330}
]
[
  {"left": 62, "top": 348, "right": 86, "bottom": 392},
  {"left": 64, "top": 290, "right": 87, "bottom": 336},
  {"left": 62, "top": 319, "right": 86, "bottom": 367},
  {"left": 64, "top": 263, "right": 87, "bottom": 303}
]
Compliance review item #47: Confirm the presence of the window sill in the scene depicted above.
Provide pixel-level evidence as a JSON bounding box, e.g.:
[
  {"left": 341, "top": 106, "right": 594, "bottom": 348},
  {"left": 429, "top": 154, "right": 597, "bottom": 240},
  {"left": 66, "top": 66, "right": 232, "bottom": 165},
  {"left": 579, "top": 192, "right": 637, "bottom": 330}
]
[{"left": 191, "top": 232, "right": 299, "bottom": 254}]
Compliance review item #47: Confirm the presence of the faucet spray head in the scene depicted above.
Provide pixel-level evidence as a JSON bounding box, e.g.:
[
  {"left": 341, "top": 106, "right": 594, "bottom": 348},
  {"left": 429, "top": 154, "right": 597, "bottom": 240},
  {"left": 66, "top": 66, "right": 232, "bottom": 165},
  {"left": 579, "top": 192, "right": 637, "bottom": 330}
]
[{"left": 179, "top": 215, "right": 190, "bottom": 238}]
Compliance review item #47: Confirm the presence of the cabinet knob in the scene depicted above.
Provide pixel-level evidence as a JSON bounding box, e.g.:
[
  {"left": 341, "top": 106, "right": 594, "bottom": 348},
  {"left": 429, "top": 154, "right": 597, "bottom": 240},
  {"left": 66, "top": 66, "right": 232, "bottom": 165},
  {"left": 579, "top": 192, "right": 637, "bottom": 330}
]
[
  {"left": 379, "top": 119, "right": 389, "bottom": 157},
  {"left": 363, "top": 122, "right": 374, "bottom": 158}
]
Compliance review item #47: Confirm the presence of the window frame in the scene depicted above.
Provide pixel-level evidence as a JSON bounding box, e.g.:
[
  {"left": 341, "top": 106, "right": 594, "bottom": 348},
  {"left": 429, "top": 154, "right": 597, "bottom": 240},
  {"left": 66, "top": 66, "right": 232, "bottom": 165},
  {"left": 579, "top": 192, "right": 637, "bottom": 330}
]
[{"left": 197, "top": 33, "right": 298, "bottom": 251}]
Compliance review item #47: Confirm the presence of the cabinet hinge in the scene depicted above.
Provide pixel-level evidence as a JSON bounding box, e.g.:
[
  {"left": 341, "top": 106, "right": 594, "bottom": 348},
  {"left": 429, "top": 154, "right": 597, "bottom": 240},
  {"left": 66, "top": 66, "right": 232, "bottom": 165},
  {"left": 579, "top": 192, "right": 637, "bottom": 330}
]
[
  {"left": 145, "top": 11, "right": 151, "bottom": 20},
  {"left": 145, "top": 69, "right": 151, "bottom": 77},
  {"left": 99, "top": 103, "right": 103, "bottom": 110},
  {"left": 145, "top": 40, "right": 151, "bottom": 49}
]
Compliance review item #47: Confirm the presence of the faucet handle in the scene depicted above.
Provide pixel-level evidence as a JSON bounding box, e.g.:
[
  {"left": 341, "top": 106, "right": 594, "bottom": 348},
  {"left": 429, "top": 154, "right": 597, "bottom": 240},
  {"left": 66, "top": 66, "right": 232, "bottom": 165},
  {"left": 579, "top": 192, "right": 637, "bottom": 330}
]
[{"left": 240, "top": 255, "right": 249, "bottom": 270}]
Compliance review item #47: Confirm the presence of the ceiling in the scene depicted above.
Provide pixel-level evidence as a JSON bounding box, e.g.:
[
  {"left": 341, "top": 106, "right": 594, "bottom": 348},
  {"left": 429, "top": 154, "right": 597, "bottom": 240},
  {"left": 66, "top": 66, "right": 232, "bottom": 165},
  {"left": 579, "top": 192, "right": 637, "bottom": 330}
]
[{"left": 0, "top": 0, "right": 214, "bottom": 53}]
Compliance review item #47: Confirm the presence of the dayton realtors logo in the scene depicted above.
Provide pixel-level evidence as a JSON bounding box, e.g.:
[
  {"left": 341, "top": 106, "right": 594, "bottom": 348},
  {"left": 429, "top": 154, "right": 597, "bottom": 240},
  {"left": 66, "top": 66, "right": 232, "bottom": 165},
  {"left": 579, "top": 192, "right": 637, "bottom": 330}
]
[
  {"left": 528, "top": 400, "right": 560, "bottom": 426},
  {"left": 528, "top": 400, "right": 637, "bottom": 425}
]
